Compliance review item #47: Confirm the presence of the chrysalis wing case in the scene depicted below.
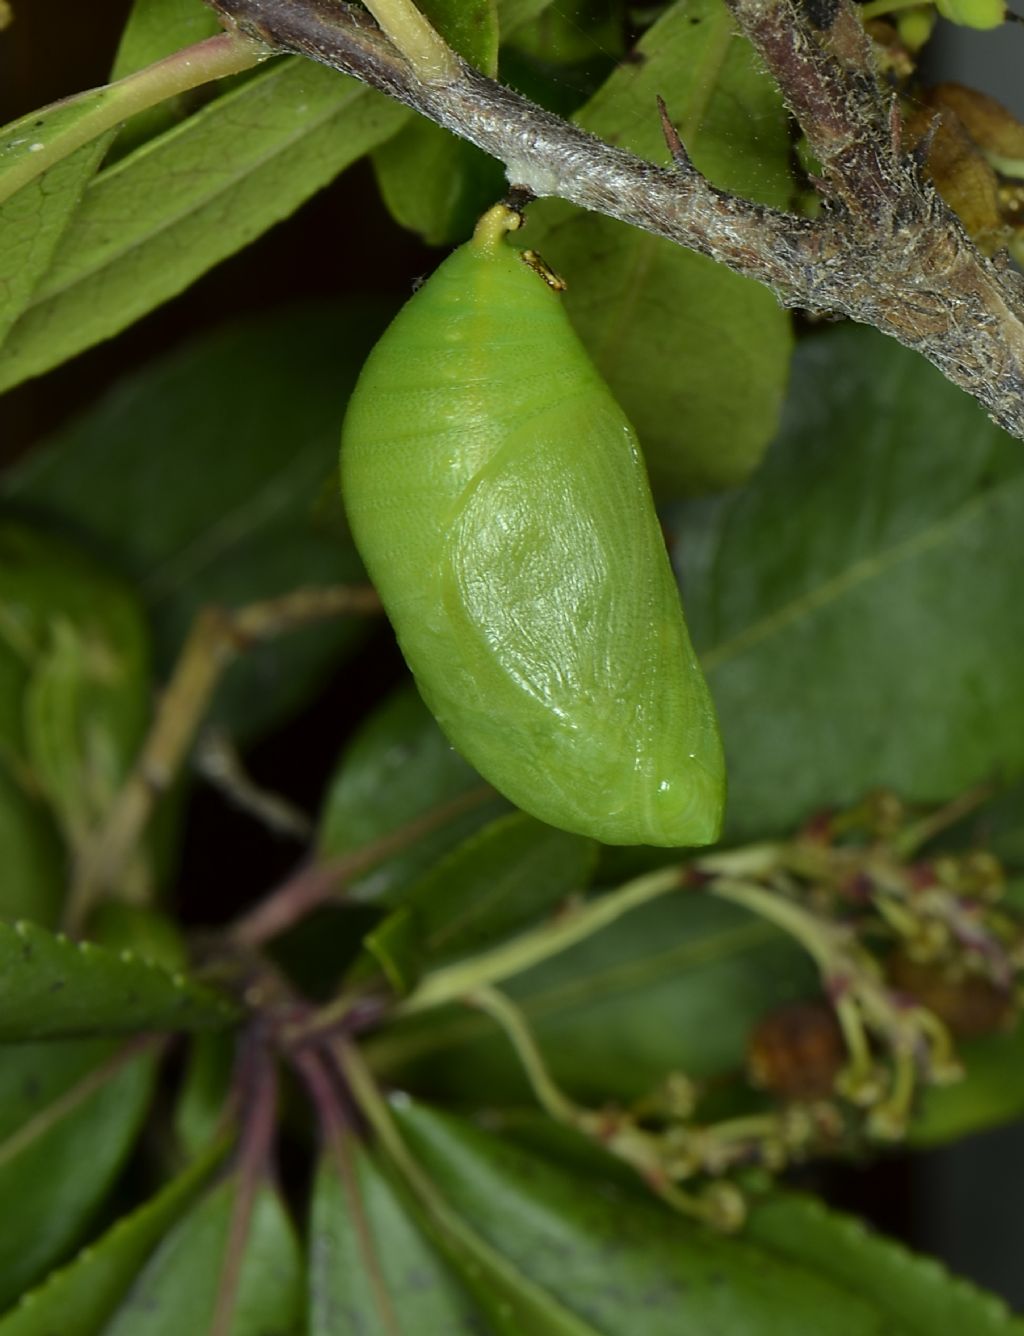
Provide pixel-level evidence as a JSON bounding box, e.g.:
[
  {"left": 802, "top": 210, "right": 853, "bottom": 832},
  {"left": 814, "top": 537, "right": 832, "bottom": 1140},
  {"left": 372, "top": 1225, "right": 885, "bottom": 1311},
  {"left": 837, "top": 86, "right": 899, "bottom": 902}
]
[{"left": 341, "top": 205, "right": 725, "bottom": 846}]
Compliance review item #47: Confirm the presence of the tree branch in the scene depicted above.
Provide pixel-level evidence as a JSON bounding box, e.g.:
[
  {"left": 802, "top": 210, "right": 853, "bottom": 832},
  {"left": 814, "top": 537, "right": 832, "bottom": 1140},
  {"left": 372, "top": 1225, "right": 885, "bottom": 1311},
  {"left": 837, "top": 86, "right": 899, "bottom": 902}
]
[{"left": 206, "top": 0, "right": 1024, "bottom": 441}]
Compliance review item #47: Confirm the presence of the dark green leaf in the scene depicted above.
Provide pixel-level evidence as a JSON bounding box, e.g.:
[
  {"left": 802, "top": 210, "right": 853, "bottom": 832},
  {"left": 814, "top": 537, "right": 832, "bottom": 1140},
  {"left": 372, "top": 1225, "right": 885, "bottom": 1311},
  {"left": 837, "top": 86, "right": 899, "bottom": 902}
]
[
  {"left": 0, "top": 519, "right": 150, "bottom": 787},
  {"left": 502, "top": 1, "right": 625, "bottom": 63},
  {"left": 524, "top": 0, "right": 793, "bottom": 496},
  {"left": 372, "top": 123, "right": 506, "bottom": 247},
  {"left": 391, "top": 1101, "right": 910, "bottom": 1333},
  {"left": 677, "top": 324, "right": 1024, "bottom": 842},
  {"left": 318, "top": 685, "right": 508, "bottom": 902},
  {"left": 103, "top": 1177, "right": 303, "bottom": 1335},
  {"left": 0, "top": 1039, "right": 156, "bottom": 1311},
  {"left": 0, "top": 920, "right": 238, "bottom": 1040},
  {"left": 371, "top": 0, "right": 504, "bottom": 245},
  {"left": 309, "top": 1141, "right": 486, "bottom": 1334},
  {"left": 0, "top": 769, "right": 64, "bottom": 927},
  {"left": 364, "top": 813, "right": 597, "bottom": 992},
  {"left": 173, "top": 1032, "right": 237, "bottom": 1160},
  {"left": 745, "top": 1191, "right": 1024, "bottom": 1336},
  {"left": 368, "top": 891, "right": 812, "bottom": 1103},
  {"left": 911, "top": 1025, "right": 1024, "bottom": 1147},
  {"left": 0, "top": 1135, "right": 229, "bottom": 1335},
  {"left": 0, "top": 519, "right": 151, "bottom": 870},
  {"left": 0, "top": 61, "right": 408, "bottom": 391},
  {"left": 497, "top": 0, "right": 558, "bottom": 36},
  {"left": 420, "top": 0, "right": 500, "bottom": 69},
  {"left": 4, "top": 306, "right": 390, "bottom": 740},
  {"left": 109, "top": 0, "right": 224, "bottom": 153},
  {"left": 86, "top": 902, "right": 188, "bottom": 972}
]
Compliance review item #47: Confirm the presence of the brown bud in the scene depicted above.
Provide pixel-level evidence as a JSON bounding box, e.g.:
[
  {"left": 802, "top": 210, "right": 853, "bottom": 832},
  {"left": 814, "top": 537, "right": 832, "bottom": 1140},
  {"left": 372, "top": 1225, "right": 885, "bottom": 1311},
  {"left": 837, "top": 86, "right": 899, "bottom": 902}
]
[
  {"left": 886, "top": 949, "right": 1016, "bottom": 1038},
  {"left": 747, "top": 1000, "right": 846, "bottom": 1101}
]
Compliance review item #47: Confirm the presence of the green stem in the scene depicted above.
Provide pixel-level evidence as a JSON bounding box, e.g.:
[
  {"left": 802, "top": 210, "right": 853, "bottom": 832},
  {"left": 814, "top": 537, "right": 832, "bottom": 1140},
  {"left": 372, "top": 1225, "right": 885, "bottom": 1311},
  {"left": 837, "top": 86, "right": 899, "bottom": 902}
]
[
  {"left": 360, "top": 0, "right": 459, "bottom": 82},
  {"left": 468, "top": 986, "right": 587, "bottom": 1126},
  {"left": 708, "top": 878, "right": 836, "bottom": 974},
  {"left": 710, "top": 878, "right": 883, "bottom": 1093},
  {"left": 0, "top": 30, "right": 267, "bottom": 207},
  {"left": 384, "top": 865, "right": 685, "bottom": 1024}
]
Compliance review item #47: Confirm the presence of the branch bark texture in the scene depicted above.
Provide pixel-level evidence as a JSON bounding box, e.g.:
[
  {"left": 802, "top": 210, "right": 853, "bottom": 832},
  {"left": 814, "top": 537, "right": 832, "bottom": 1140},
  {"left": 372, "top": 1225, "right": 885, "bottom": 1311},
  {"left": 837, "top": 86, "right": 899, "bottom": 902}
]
[{"left": 207, "top": 0, "right": 1024, "bottom": 441}]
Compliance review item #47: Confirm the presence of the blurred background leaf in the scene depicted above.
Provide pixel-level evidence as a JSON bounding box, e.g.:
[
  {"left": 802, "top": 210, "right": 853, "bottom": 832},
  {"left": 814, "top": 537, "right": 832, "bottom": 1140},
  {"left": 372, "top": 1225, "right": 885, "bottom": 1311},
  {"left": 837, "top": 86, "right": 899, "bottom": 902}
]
[
  {"left": 4, "top": 305, "right": 392, "bottom": 742},
  {"left": 0, "top": 1133, "right": 229, "bottom": 1336},
  {"left": 309, "top": 1140, "right": 488, "bottom": 1334},
  {"left": 677, "top": 324, "right": 1024, "bottom": 842},
  {"left": 101, "top": 1176, "right": 302, "bottom": 1336},
  {"left": 0, "top": 1039, "right": 156, "bottom": 1312},
  {"left": 318, "top": 685, "right": 509, "bottom": 901}
]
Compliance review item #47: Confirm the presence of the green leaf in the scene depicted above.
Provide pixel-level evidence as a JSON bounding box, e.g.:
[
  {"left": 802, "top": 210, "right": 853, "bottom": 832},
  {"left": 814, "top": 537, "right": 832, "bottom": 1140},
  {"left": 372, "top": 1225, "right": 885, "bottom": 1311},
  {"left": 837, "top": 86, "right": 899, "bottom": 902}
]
[
  {"left": 318, "top": 685, "right": 508, "bottom": 902},
  {"left": 0, "top": 519, "right": 151, "bottom": 861},
  {"left": 0, "top": 61, "right": 408, "bottom": 392},
  {"left": 371, "top": 0, "right": 504, "bottom": 246},
  {"left": 0, "top": 86, "right": 124, "bottom": 204},
  {"left": 103, "top": 1176, "right": 303, "bottom": 1336},
  {"left": 4, "top": 307, "right": 389, "bottom": 741},
  {"left": 372, "top": 122, "right": 507, "bottom": 247},
  {"left": 911, "top": 1025, "right": 1024, "bottom": 1147},
  {"left": 745, "top": 1191, "right": 1024, "bottom": 1336},
  {"left": 0, "top": 136, "right": 111, "bottom": 353},
  {"left": 86, "top": 902, "right": 188, "bottom": 972},
  {"left": 523, "top": 0, "right": 793, "bottom": 496},
  {"left": 0, "top": 1135, "right": 230, "bottom": 1336},
  {"left": 364, "top": 814, "right": 597, "bottom": 992},
  {"left": 368, "top": 891, "right": 812, "bottom": 1103},
  {"left": 110, "top": 0, "right": 224, "bottom": 153},
  {"left": 174, "top": 1032, "right": 237, "bottom": 1160},
  {"left": 113, "top": 0, "right": 224, "bottom": 80},
  {"left": 309, "top": 1141, "right": 486, "bottom": 1334},
  {"left": 0, "top": 1039, "right": 156, "bottom": 1311},
  {"left": 678, "top": 324, "right": 1024, "bottom": 842},
  {"left": 0, "top": 519, "right": 150, "bottom": 784},
  {"left": 497, "top": 0, "right": 558, "bottom": 37},
  {"left": 390, "top": 1100, "right": 913, "bottom": 1333},
  {"left": 420, "top": 0, "right": 500, "bottom": 70},
  {"left": 0, "top": 920, "right": 238, "bottom": 1040},
  {"left": 0, "top": 768, "right": 64, "bottom": 927}
]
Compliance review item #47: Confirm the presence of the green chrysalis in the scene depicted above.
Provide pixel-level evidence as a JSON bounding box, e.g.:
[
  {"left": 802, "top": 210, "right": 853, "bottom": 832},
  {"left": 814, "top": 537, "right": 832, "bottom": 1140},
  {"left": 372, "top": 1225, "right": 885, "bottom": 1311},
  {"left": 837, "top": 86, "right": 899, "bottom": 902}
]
[{"left": 340, "top": 205, "right": 725, "bottom": 846}]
